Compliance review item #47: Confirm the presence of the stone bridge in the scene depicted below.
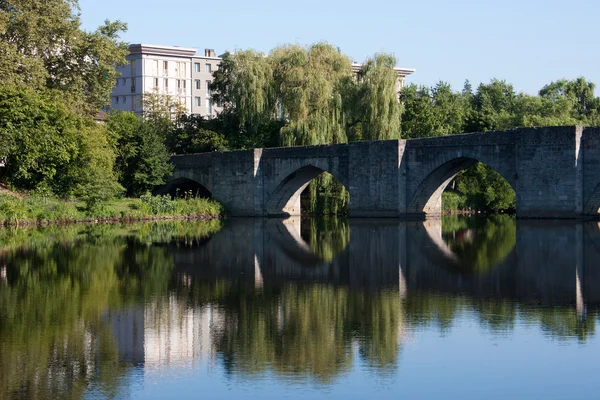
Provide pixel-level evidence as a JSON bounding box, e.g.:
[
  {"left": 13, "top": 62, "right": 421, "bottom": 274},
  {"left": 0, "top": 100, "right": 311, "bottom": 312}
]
[{"left": 161, "top": 126, "right": 600, "bottom": 219}]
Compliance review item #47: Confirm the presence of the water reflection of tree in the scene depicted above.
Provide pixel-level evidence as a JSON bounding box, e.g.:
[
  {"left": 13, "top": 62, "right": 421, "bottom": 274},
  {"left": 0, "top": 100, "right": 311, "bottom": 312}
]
[
  {"left": 202, "top": 283, "right": 402, "bottom": 382},
  {"left": 300, "top": 217, "right": 350, "bottom": 262},
  {"left": 404, "top": 294, "right": 595, "bottom": 343},
  {"left": 0, "top": 221, "right": 221, "bottom": 399},
  {"left": 441, "top": 214, "right": 516, "bottom": 274}
]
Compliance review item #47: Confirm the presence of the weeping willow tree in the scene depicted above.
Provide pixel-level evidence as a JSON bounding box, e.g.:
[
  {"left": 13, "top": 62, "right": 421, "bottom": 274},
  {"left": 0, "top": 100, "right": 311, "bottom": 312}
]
[
  {"left": 211, "top": 43, "right": 404, "bottom": 213},
  {"left": 211, "top": 50, "right": 276, "bottom": 148},
  {"left": 270, "top": 43, "right": 352, "bottom": 146},
  {"left": 351, "top": 53, "right": 402, "bottom": 141}
]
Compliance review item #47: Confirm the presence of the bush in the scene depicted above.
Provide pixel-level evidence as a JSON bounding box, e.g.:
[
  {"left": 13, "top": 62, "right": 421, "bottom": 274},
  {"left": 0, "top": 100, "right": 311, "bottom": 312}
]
[
  {"left": 35, "top": 202, "right": 81, "bottom": 222},
  {"left": 175, "top": 197, "right": 224, "bottom": 217},
  {"left": 139, "top": 193, "right": 177, "bottom": 215},
  {"left": 442, "top": 191, "right": 466, "bottom": 211},
  {"left": 0, "top": 194, "right": 27, "bottom": 224}
]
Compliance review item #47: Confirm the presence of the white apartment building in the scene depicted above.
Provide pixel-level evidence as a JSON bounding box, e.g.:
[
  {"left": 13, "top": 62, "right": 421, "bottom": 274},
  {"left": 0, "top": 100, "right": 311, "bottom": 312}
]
[
  {"left": 111, "top": 44, "right": 221, "bottom": 118},
  {"left": 110, "top": 44, "right": 416, "bottom": 117}
]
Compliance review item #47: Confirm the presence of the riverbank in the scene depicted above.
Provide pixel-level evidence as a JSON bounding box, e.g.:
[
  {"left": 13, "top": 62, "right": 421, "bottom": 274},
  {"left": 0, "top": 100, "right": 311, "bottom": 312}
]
[{"left": 0, "top": 192, "right": 225, "bottom": 227}]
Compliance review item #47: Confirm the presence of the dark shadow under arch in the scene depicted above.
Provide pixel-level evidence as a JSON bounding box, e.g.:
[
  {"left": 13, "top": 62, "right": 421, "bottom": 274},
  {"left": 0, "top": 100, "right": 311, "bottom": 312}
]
[
  {"left": 155, "top": 177, "right": 212, "bottom": 198},
  {"left": 266, "top": 165, "right": 348, "bottom": 216},
  {"left": 407, "top": 157, "right": 516, "bottom": 217}
]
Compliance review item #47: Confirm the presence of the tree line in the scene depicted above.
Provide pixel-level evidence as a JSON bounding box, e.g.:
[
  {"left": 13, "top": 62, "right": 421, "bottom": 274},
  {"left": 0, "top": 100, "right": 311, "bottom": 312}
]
[{"left": 2, "top": 0, "right": 600, "bottom": 213}]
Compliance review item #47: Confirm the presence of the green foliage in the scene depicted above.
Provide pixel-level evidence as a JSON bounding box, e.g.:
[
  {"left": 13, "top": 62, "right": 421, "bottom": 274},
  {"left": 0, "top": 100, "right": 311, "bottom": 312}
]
[
  {"left": 441, "top": 215, "right": 516, "bottom": 274},
  {"left": 300, "top": 217, "right": 350, "bottom": 262},
  {"left": 0, "top": 194, "right": 27, "bottom": 224},
  {"left": 209, "top": 43, "right": 408, "bottom": 214},
  {"left": 168, "top": 114, "right": 229, "bottom": 154},
  {"left": 455, "top": 163, "right": 515, "bottom": 211},
  {"left": 139, "top": 193, "right": 177, "bottom": 215},
  {"left": 442, "top": 192, "right": 466, "bottom": 211},
  {"left": 137, "top": 192, "right": 224, "bottom": 217},
  {"left": 0, "top": 87, "right": 122, "bottom": 202},
  {"left": 347, "top": 53, "right": 402, "bottom": 141},
  {"left": 303, "top": 173, "right": 349, "bottom": 215},
  {"left": 106, "top": 111, "right": 173, "bottom": 196},
  {"left": 272, "top": 43, "right": 352, "bottom": 146},
  {"left": 400, "top": 81, "right": 469, "bottom": 138},
  {"left": 0, "top": 193, "right": 224, "bottom": 225},
  {"left": 0, "top": 0, "right": 128, "bottom": 116},
  {"left": 0, "top": 1, "right": 128, "bottom": 205}
]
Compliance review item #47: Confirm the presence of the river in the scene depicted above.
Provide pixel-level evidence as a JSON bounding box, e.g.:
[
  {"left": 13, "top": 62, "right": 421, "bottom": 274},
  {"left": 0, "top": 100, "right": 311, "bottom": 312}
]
[{"left": 0, "top": 216, "right": 598, "bottom": 399}]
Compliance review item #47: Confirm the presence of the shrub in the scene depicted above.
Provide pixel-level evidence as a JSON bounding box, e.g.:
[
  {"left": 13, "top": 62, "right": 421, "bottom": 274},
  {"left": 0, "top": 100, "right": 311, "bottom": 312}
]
[
  {"left": 442, "top": 191, "right": 466, "bottom": 211},
  {"left": 140, "top": 193, "right": 177, "bottom": 215}
]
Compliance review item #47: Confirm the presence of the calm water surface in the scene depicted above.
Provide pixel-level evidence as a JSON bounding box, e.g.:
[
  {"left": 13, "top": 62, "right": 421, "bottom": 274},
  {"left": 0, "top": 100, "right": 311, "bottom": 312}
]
[{"left": 0, "top": 216, "right": 599, "bottom": 399}]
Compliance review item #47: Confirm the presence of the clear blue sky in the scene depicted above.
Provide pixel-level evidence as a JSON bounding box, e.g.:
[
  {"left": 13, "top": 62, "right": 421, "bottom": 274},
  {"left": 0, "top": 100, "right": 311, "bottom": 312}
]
[{"left": 78, "top": 0, "right": 599, "bottom": 95}]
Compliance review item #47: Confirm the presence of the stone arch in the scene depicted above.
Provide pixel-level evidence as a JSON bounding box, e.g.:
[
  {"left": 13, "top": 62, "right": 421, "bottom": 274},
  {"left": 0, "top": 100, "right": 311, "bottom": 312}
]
[
  {"left": 265, "top": 164, "right": 348, "bottom": 216},
  {"left": 583, "top": 182, "right": 600, "bottom": 215},
  {"left": 407, "top": 156, "right": 516, "bottom": 216},
  {"left": 156, "top": 173, "right": 212, "bottom": 198}
]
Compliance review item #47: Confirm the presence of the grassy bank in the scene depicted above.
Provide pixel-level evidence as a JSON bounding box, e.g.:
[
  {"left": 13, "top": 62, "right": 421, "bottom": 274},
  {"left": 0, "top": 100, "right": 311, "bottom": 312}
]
[{"left": 0, "top": 192, "right": 225, "bottom": 226}]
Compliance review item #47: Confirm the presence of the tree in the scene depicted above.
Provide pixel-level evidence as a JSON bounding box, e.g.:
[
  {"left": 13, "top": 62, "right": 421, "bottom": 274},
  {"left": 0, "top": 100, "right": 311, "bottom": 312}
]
[
  {"left": 141, "top": 89, "right": 187, "bottom": 127},
  {"left": 0, "top": 86, "right": 120, "bottom": 201},
  {"left": 400, "top": 82, "right": 470, "bottom": 138},
  {"left": 349, "top": 53, "right": 402, "bottom": 141},
  {"left": 467, "top": 79, "right": 518, "bottom": 132},
  {"left": 272, "top": 43, "right": 352, "bottom": 146},
  {"left": 106, "top": 111, "right": 172, "bottom": 197},
  {"left": 539, "top": 77, "right": 600, "bottom": 124},
  {"left": 0, "top": 0, "right": 128, "bottom": 116},
  {"left": 168, "top": 114, "right": 229, "bottom": 154}
]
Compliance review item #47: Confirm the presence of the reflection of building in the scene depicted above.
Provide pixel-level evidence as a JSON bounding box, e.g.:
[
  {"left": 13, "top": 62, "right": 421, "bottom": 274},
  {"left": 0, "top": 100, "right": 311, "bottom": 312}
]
[{"left": 107, "top": 295, "right": 224, "bottom": 369}]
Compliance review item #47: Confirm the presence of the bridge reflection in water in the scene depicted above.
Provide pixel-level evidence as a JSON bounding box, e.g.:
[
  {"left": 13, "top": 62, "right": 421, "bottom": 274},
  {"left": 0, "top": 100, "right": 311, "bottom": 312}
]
[{"left": 172, "top": 217, "right": 600, "bottom": 312}]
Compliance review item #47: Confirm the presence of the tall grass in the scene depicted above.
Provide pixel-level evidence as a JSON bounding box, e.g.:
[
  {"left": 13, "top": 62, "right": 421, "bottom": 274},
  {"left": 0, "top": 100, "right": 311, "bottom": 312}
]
[{"left": 0, "top": 192, "right": 225, "bottom": 226}]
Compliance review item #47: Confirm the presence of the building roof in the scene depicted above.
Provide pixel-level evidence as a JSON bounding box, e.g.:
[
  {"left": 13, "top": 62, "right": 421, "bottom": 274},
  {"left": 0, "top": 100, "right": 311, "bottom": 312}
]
[
  {"left": 128, "top": 44, "right": 197, "bottom": 57},
  {"left": 351, "top": 62, "right": 416, "bottom": 77}
]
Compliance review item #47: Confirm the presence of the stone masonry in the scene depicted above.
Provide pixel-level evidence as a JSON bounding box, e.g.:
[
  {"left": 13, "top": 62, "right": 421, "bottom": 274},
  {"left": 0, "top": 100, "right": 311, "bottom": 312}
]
[{"left": 161, "top": 126, "right": 600, "bottom": 219}]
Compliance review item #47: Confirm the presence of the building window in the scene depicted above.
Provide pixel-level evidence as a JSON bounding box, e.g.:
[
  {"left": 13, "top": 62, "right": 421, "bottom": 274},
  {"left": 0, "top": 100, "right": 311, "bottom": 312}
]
[
  {"left": 164, "top": 79, "right": 169, "bottom": 90},
  {"left": 206, "top": 80, "right": 212, "bottom": 96},
  {"left": 122, "top": 96, "right": 126, "bottom": 103},
  {"left": 131, "top": 60, "right": 136, "bottom": 76},
  {"left": 176, "top": 62, "right": 186, "bottom": 78},
  {"left": 163, "top": 61, "right": 168, "bottom": 76},
  {"left": 177, "top": 79, "right": 186, "bottom": 95},
  {"left": 115, "top": 96, "right": 119, "bottom": 104},
  {"left": 194, "top": 63, "right": 201, "bottom": 72},
  {"left": 195, "top": 97, "right": 201, "bottom": 107},
  {"left": 195, "top": 80, "right": 201, "bottom": 89},
  {"left": 154, "top": 78, "right": 159, "bottom": 88},
  {"left": 123, "top": 78, "right": 127, "bottom": 85},
  {"left": 205, "top": 63, "right": 211, "bottom": 73},
  {"left": 206, "top": 98, "right": 212, "bottom": 117}
]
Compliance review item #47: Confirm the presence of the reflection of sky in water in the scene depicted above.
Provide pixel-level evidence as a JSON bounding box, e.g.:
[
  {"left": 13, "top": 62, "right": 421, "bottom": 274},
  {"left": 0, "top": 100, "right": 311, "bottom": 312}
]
[{"left": 118, "top": 311, "right": 600, "bottom": 400}]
